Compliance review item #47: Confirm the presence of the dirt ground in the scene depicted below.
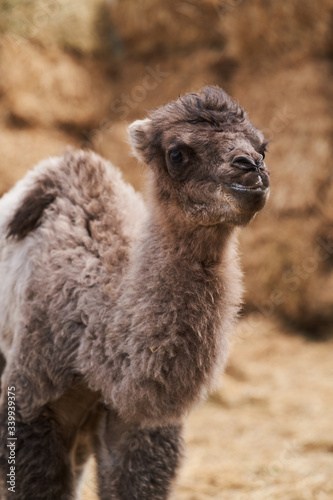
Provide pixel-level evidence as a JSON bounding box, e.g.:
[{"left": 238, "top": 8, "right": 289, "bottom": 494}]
[{"left": 79, "top": 316, "right": 333, "bottom": 500}]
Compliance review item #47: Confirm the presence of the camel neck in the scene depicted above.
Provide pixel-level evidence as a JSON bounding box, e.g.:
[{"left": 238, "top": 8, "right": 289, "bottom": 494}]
[
  {"left": 86, "top": 195, "right": 241, "bottom": 427},
  {"left": 145, "top": 209, "right": 235, "bottom": 267}
]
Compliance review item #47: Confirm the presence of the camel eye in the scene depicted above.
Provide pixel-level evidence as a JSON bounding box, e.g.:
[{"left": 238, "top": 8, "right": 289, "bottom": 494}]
[
  {"left": 261, "top": 151, "right": 265, "bottom": 160},
  {"left": 169, "top": 150, "right": 183, "bottom": 165}
]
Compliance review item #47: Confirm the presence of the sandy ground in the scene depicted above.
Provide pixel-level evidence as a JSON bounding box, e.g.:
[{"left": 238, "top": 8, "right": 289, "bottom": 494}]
[{"left": 80, "top": 317, "right": 333, "bottom": 500}]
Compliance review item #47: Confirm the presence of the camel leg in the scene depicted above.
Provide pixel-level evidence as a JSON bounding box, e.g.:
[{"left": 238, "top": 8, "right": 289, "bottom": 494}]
[
  {"left": 95, "top": 408, "right": 183, "bottom": 500},
  {"left": 0, "top": 409, "right": 74, "bottom": 499}
]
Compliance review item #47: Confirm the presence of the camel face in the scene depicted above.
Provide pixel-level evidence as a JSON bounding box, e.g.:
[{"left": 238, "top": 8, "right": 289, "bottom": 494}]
[
  {"left": 161, "top": 125, "right": 270, "bottom": 227},
  {"left": 129, "top": 86, "right": 270, "bottom": 228}
]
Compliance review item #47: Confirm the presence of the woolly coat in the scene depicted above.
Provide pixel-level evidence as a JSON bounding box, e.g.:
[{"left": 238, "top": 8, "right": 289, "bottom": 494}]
[{"left": 0, "top": 148, "right": 241, "bottom": 427}]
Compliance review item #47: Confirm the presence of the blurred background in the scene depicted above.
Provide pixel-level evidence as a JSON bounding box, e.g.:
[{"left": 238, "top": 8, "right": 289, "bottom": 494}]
[{"left": 0, "top": 1, "right": 332, "bottom": 499}]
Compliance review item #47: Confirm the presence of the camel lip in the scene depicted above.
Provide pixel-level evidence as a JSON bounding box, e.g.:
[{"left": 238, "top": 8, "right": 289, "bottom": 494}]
[{"left": 222, "top": 182, "right": 269, "bottom": 194}]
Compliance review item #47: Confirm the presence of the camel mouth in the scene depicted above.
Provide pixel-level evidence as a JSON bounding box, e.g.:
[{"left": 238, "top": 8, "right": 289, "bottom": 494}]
[{"left": 222, "top": 182, "right": 269, "bottom": 194}]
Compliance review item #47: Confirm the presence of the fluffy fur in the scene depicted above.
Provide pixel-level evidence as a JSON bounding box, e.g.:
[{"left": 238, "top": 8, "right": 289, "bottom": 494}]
[{"left": 0, "top": 86, "right": 269, "bottom": 499}]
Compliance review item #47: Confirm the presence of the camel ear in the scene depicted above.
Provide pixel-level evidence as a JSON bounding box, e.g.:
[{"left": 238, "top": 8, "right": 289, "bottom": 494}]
[{"left": 128, "top": 118, "right": 152, "bottom": 162}]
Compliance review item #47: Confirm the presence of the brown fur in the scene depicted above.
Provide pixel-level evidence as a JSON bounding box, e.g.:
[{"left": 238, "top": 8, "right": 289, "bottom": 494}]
[
  {"left": 7, "top": 181, "right": 57, "bottom": 240},
  {"left": 0, "top": 86, "right": 269, "bottom": 499}
]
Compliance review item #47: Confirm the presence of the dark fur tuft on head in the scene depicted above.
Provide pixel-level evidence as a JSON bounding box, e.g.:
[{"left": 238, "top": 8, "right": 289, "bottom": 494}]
[
  {"left": 128, "top": 86, "right": 251, "bottom": 164},
  {"left": 150, "top": 85, "right": 245, "bottom": 129}
]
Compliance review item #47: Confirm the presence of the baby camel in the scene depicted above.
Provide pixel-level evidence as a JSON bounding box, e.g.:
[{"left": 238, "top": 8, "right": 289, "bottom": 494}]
[{"left": 0, "top": 86, "right": 269, "bottom": 499}]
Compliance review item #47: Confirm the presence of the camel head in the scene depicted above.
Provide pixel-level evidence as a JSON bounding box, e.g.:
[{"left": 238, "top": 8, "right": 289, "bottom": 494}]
[{"left": 129, "top": 85, "right": 270, "bottom": 227}]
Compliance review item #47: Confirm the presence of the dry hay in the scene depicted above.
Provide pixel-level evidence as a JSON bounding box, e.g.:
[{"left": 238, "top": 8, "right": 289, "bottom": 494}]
[
  {"left": 0, "top": 0, "right": 110, "bottom": 55},
  {"left": 234, "top": 59, "right": 333, "bottom": 336}
]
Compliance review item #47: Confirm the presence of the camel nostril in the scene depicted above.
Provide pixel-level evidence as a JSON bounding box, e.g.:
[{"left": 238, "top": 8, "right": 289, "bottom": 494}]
[{"left": 232, "top": 156, "right": 257, "bottom": 170}]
